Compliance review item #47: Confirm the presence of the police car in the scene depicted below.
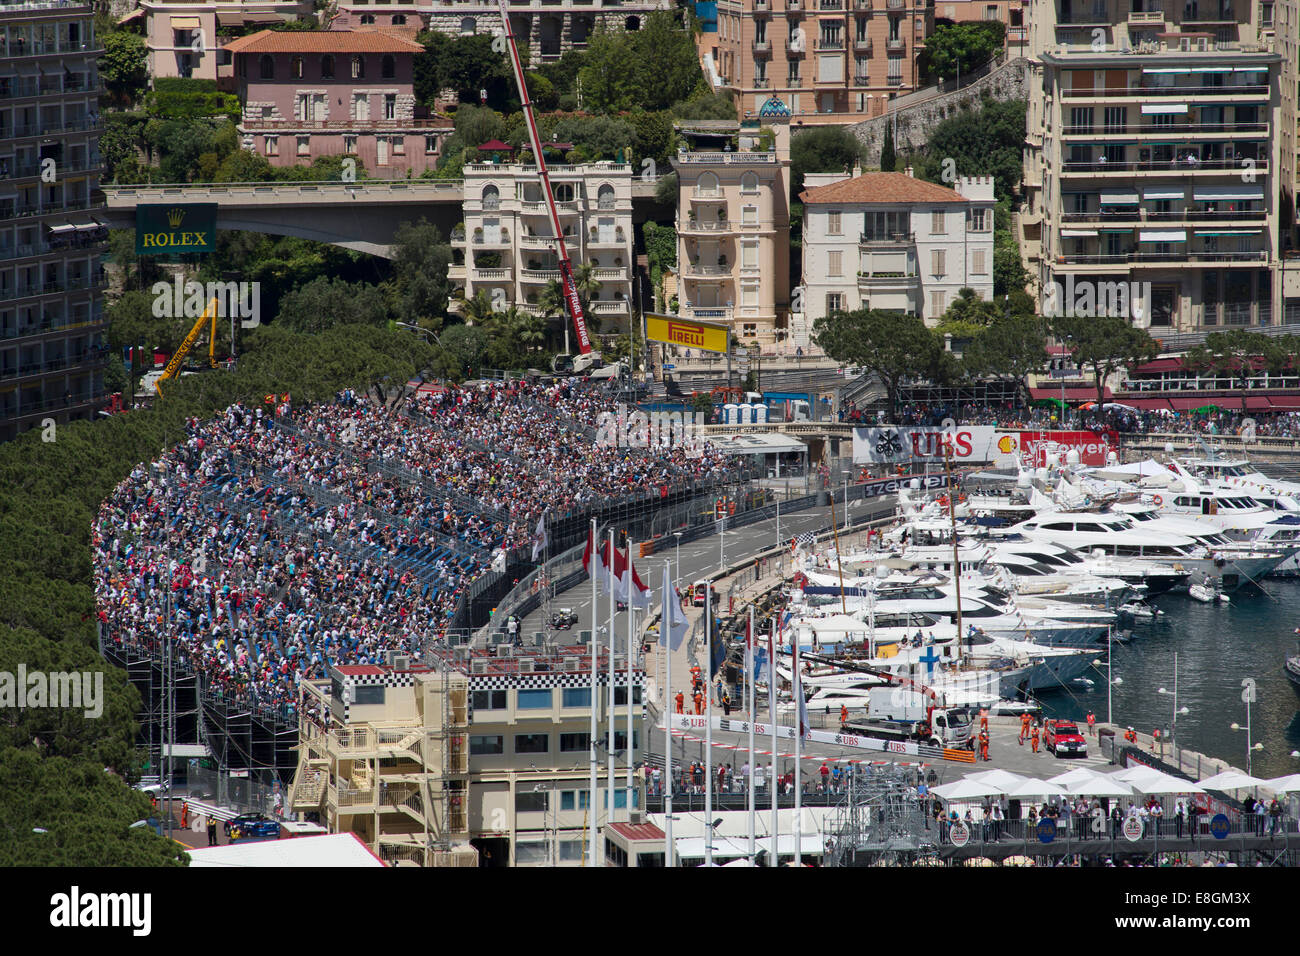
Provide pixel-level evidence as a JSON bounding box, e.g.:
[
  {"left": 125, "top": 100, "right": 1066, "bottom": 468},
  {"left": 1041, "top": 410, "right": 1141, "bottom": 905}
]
[{"left": 1043, "top": 719, "right": 1088, "bottom": 758}]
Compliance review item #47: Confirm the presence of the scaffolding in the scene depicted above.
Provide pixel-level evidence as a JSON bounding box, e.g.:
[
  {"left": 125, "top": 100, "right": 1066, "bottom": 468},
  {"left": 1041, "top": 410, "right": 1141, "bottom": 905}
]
[{"left": 823, "top": 764, "right": 940, "bottom": 867}]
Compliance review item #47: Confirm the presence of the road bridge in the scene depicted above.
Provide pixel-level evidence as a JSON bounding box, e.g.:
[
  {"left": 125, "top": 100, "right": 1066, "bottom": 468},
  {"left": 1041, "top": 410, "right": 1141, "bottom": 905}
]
[{"left": 101, "top": 178, "right": 668, "bottom": 258}]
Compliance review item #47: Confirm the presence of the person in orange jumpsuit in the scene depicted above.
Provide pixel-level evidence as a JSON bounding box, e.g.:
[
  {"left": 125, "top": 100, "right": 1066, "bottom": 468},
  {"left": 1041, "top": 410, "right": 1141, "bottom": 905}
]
[
  {"left": 979, "top": 710, "right": 989, "bottom": 733},
  {"left": 1086, "top": 711, "right": 1096, "bottom": 736},
  {"left": 675, "top": 691, "right": 684, "bottom": 714},
  {"left": 979, "top": 730, "right": 990, "bottom": 762},
  {"left": 1030, "top": 724, "right": 1040, "bottom": 754},
  {"left": 840, "top": 705, "right": 848, "bottom": 727},
  {"left": 181, "top": 801, "right": 189, "bottom": 827},
  {"left": 1019, "top": 713, "right": 1031, "bottom": 745},
  {"left": 693, "top": 691, "right": 704, "bottom": 715}
]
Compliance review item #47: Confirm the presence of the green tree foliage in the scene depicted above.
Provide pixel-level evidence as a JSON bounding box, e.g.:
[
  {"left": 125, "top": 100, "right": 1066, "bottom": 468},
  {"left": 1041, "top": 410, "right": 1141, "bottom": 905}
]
[
  {"left": 414, "top": 32, "right": 515, "bottom": 111},
  {"left": 813, "top": 309, "right": 944, "bottom": 419},
  {"left": 908, "top": 97, "right": 1026, "bottom": 204},
  {"left": 101, "top": 31, "right": 149, "bottom": 107},
  {"left": 536, "top": 50, "right": 588, "bottom": 96},
  {"left": 921, "top": 22, "right": 1005, "bottom": 83},
  {"left": 578, "top": 12, "right": 705, "bottom": 113},
  {"left": 790, "top": 125, "right": 864, "bottom": 197},
  {"left": 145, "top": 78, "right": 241, "bottom": 119},
  {"left": 934, "top": 287, "right": 1002, "bottom": 339},
  {"left": 434, "top": 105, "right": 508, "bottom": 177},
  {"left": 654, "top": 170, "right": 679, "bottom": 206},
  {"left": 438, "top": 323, "right": 491, "bottom": 376},
  {"left": 1185, "top": 330, "right": 1300, "bottom": 413},
  {"left": 993, "top": 228, "right": 1031, "bottom": 297},
  {"left": 389, "top": 219, "right": 453, "bottom": 329},
  {"left": 1051, "top": 313, "right": 1159, "bottom": 404},
  {"left": 880, "top": 124, "right": 896, "bottom": 173},
  {"left": 100, "top": 113, "right": 150, "bottom": 184},
  {"left": 627, "top": 110, "right": 676, "bottom": 169},
  {"left": 643, "top": 221, "right": 677, "bottom": 310},
  {"left": 671, "top": 91, "right": 736, "bottom": 121},
  {"left": 275, "top": 277, "right": 390, "bottom": 332},
  {"left": 960, "top": 312, "right": 1048, "bottom": 400}
]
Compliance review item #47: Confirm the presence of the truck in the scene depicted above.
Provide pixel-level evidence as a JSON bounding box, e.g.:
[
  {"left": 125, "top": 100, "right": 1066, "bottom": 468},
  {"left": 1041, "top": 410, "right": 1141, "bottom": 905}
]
[
  {"left": 760, "top": 392, "right": 815, "bottom": 423},
  {"left": 551, "top": 351, "right": 604, "bottom": 375}
]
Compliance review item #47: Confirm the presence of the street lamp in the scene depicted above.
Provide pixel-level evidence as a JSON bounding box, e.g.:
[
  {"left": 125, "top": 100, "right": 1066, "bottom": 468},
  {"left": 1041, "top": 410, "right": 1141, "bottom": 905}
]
[
  {"left": 395, "top": 321, "right": 443, "bottom": 347},
  {"left": 1156, "top": 652, "right": 1189, "bottom": 761}
]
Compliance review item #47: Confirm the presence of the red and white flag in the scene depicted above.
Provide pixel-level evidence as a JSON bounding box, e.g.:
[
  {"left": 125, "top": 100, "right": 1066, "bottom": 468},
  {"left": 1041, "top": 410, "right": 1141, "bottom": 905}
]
[{"left": 618, "top": 543, "right": 652, "bottom": 609}]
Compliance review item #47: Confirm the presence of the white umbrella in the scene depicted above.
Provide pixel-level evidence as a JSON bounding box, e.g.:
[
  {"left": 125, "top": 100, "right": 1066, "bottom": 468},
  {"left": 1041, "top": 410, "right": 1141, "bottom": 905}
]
[
  {"left": 1001, "top": 778, "right": 1069, "bottom": 799},
  {"left": 1047, "top": 767, "right": 1111, "bottom": 787},
  {"left": 1112, "top": 768, "right": 1205, "bottom": 795},
  {"left": 1263, "top": 774, "right": 1300, "bottom": 794},
  {"left": 722, "top": 858, "right": 756, "bottom": 867},
  {"left": 1198, "top": 770, "right": 1265, "bottom": 791},
  {"left": 965, "top": 769, "right": 1030, "bottom": 790},
  {"left": 1063, "top": 776, "right": 1134, "bottom": 797},
  {"left": 1110, "top": 766, "right": 1158, "bottom": 784},
  {"left": 931, "top": 778, "right": 1008, "bottom": 800}
]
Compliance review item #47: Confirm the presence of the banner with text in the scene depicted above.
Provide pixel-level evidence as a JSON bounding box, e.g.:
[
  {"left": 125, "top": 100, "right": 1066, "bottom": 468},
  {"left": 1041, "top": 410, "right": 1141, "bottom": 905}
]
[
  {"left": 136, "top": 203, "right": 217, "bottom": 255},
  {"left": 852, "top": 426, "right": 998, "bottom": 465},
  {"left": 645, "top": 314, "right": 729, "bottom": 354},
  {"left": 994, "top": 430, "right": 1118, "bottom": 468},
  {"left": 668, "top": 712, "right": 925, "bottom": 757}
]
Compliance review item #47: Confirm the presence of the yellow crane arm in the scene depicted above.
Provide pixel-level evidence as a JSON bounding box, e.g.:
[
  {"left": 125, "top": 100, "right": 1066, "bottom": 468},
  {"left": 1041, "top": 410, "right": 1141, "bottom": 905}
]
[{"left": 156, "top": 298, "right": 219, "bottom": 395}]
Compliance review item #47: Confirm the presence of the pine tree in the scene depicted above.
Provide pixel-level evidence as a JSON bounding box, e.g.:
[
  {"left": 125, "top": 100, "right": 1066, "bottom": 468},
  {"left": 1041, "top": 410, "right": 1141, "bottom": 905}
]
[{"left": 880, "top": 123, "right": 896, "bottom": 172}]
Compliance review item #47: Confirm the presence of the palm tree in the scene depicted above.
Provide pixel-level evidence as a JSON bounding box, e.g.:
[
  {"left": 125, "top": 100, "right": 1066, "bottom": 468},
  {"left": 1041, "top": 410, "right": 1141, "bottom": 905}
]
[
  {"left": 454, "top": 288, "right": 498, "bottom": 327},
  {"left": 539, "top": 279, "right": 568, "bottom": 352}
]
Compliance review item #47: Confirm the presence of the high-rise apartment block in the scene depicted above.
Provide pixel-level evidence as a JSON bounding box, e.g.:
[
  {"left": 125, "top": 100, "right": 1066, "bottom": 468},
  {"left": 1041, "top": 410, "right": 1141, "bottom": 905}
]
[
  {"left": 0, "top": 0, "right": 108, "bottom": 442},
  {"left": 1020, "top": 0, "right": 1286, "bottom": 330}
]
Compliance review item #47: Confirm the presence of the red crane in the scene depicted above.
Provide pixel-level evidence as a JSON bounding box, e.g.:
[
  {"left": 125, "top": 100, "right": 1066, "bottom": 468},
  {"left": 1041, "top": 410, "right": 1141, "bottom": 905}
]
[{"left": 495, "top": 1, "right": 594, "bottom": 354}]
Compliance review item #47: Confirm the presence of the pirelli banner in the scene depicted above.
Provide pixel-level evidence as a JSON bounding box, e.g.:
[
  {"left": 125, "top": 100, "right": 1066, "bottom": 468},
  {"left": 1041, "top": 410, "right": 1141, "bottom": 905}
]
[
  {"left": 136, "top": 203, "right": 217, "bottom": 255},
  {"left": 645, "top": 313, "right": 729, "bottom": 354}
]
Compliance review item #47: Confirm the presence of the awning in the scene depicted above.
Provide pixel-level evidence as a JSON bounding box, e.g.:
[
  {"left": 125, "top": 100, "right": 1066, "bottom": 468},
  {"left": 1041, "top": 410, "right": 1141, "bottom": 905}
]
[
  {"left": 1143, "top": 67, "right": 1191, "bottom": 74},
  {"left": 1268, "top": 395, "right": 1300, "bottom": 409},
  {"left": 1166, "top": 395, "right": 1271, "bottom": 411},
  {"left": 1139, "top": 229, "right": 1186, "bottom": 242},
  {"left": 1189, "top": 67, "right": 1232, "bottom": 73},
  {"left": 47, "top": 223, "right": 77, "bottom": 234},
  {"left": 1142, "top": 186, "right": 1185, "bottom": 200},
  {"left": 73, "top": 221, "right": 103, "bottom": 232},
  {"left": 1234, "top": 66, "right": 1267, "bottom": 72},
  {"left": 117, "top": 8, "right": 145, "bottom": 25},
  {"left": 1141, "top": 103, "right": 1188, "bottom": 114},
  {"left": 1060, "top": 229, "right": 1098, "bottom": 237},
  {"left": 1100, "top": 191, "right": 1139, "bottom": 204},
  {"left": 1113, "top": 396, "right": 1174, "bottom": 410},
  {"left": 1132, "top": 358, "right": 1184, "bottom": 373},
  {"left": 169, "top": 16, "right": 201, "bottom": 28},
  {"left": 1194, "top": 229, "right": 1260, "bottom": 236},
  {"left": 1192, "top": 186, "right": 1264, "bottom": 201}
]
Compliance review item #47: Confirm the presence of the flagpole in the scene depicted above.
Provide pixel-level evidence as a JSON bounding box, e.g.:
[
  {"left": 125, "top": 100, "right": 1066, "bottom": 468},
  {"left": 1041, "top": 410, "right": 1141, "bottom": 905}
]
[
  {"left": 588, "top": 519, "right": 599, "bottom": 866},
  {"left": 607, "top": 528, "right": 616, "bottom": 828},
  {"left": 626, "top": 538, "right": 635, "bottom": 816},
  {"left": 793, "top": 625, "right": 802, "bottom": 868},
  {"left": 704, "top": 581, "right": 713, "bottom": 868},
  {"left": 747, "top": 605, "right": 755, "bottom": 863},
  {"left": 769, "top": 614, "right": 778, "bottom": 867},
  {"left": 663, "top": 560, "right": 674, "bottom": 867}
]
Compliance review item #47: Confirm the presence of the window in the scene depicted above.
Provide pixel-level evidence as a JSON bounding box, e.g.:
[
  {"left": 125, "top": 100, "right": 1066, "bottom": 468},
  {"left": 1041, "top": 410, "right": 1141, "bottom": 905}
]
[
  {"left": 482, "top": 184, "right": 500, "bottom": 210},
  {"left": 559, "top": 841, "right": 584, "bottom": 862},
  {"left": 381, "top": 54, "right": 395, "bottom": 79},
  {"left": 612, "top": 686, "right": 642, "bottom": 705},
  {"left": 596, "top": 184, "right": 615, "bottom": 210},
  {"left": 741, "top": 240, "right": 758, "bottom": 269},
  {"left": 291, "top": 56, "right": 303, "bottom": 79},
  {"left": 384, "top": 93, "right": 396, "bottom": 120},
  {"left": 931, "top": 248, "right": 946, "bottom": 274},
  {"left": 515, "top": 733, "right": 549, "bottom": 754},
  {"left": 344, "top": 134, "right": 357, "bottom": 154},
  {"left": 826, "top": 292, "right": 843, "bottom": 313},
  {"left": 971, "top": 249, "right": 987, "bottom": 274},
  {"left": 472, "top": 689, "right": 507, "bottom": 710},
  {"left": 359, "top": 14, "right": 374, "bottom": 24},
  {"left": 554, "top": 183, "right": 575, "bottom": 202},
  {"left": 828, "top": 250, "right": 842, "bottom": 276},
  {"left": 296, "top": 135, "right": 310, "bottom": 157},
  {"left": 560, "top": 732, "right": 591, "bottom": 752},
  {"left": 1069, "top": 106, "right": 1093, "bottom": 132},
  {"left": 517, "top": 688, "right": 552, "bottom": 709},
  {"left": 827, "top": 210, "right": 842, "bottom": 235},
  {"left": 740, "top": 171, "right": 759, "bottom": 193},
  {"left": 392, "top": 13, "right": 407, "bottom": 24},
  {"left": 321, "top": 55, "right": 335, "bottom": 78},
  {"left": 469, "top": 734, "right": 504, "bottom": 755},
  {"left": 930, "top": 291, "right": 945, "bottom": 314},
  {"left": 742, "top": 284, "right": 758, "bottom": 307},
  {"left": 968, "top": 208, "right": 988, "bottom": 231},
  {"left": 351, "top": 54, "right": 365, "bottom": 79},
  {"left": 425, "top": 135, "right": 439, "bottom": 155},
  {"left": 1103, "top": 106, "right": 1126, "bottom": 134},
  {"left": 264, "top": 136, "right": 278, "bottom": 157},
  {"left": 515, "top": 791, "right": 548, "bottom": 813},
  {"left": 742, "top": 204, "right": 758, "bottom": 225},
  {"left": 259, "top": 54, "right": 274, "bottom": 79},
  {"left": 562, "top": 687, "right": 591, "bottom": 708},
  {"left": 930, "top": 210, "right": 945, "bottom": 234},
  {"left": 353, "top": 92, "right": 369, "bottom": 121},
  {"left": 393, "top": 137, "right": 405, "bottom": 155}
]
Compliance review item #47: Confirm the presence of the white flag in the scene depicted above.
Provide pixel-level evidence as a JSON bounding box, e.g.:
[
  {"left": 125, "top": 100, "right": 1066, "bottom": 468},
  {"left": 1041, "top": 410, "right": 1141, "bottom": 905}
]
[
  {"left": 659, "top": 566, "right": 690, "bottom": 651},
  {"left": 620, "top": 544, "right": 652, "bottom": 609},
  {"left": 531, "top": 508, "right": 549, "bottom": 562}
]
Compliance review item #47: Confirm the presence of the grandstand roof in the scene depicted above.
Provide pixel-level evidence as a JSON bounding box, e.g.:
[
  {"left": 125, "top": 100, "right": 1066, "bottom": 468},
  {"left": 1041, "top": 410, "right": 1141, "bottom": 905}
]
[{"left": 186, "top": 833, "right": 386, "bottom": 868}]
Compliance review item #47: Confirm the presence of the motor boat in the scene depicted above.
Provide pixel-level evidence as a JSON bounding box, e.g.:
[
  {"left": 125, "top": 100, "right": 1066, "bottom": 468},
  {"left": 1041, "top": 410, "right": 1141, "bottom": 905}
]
[
  {"left": 1188, "top": 582, "right": 1229, "bottom": 604},
  {"left": 1117, "top": 601, "right": 1164, "bottom": 623}
]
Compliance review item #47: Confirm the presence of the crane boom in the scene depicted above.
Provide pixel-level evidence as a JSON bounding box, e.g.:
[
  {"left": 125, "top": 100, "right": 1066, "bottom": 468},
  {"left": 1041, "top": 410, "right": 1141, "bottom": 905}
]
[
  {"left": 495, "top": 0, "right": 594, "bottom": 354},
  {"left": 156, "top": 297, "right": 219, "bottom": 395}
]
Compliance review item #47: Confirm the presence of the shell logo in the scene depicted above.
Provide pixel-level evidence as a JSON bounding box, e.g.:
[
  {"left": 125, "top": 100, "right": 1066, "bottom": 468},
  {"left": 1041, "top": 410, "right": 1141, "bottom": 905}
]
[{"left": 996, "top": 435, "right": 1018, "bottom": 454}]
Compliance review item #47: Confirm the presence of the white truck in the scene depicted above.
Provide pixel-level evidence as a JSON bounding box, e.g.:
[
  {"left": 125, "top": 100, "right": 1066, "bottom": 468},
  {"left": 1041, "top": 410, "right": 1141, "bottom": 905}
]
[{"left": 840, "top": 687, "right": 974, "bottom": 749}]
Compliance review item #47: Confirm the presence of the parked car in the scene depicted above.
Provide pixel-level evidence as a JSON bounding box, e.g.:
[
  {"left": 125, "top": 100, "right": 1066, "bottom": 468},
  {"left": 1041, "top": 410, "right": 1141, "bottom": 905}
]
[
  {"left": 225, "top": 813, "right": 273, "bottom": 838},
  {"left": 1044, "top": 719, "right": 1088, "bottom": 758}
]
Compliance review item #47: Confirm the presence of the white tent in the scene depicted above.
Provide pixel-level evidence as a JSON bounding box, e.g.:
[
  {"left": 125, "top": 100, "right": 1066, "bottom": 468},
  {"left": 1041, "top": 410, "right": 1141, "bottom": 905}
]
[
  {"left": 1263, "top": 774, "right": 1300, "bottom": 794},
  {"left": 1047, "top": 767, "right": 1112, "bottom": 787},
  {"left": 965, "top": 769, "right": 1030, "bottom": 790},
  {"left": 931, "top": 778, "right": 1007, "bottom": 800},
  {"left": 1046, "top": 768, "right": 1134, "bottom": 797},
  {"left": 1197, "top": 770, "right": 1265, "bottom": 791},
  {"left": 1001, "top": 778, "right": 1069, "bottom": 799},
  {"left": 1110, "top": 767, "right": 1205, "bottom": 795}
]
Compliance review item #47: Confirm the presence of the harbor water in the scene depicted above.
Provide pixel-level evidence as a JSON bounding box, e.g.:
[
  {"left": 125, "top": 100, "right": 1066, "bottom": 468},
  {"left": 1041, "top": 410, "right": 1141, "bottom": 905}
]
[{"left": 1041, "top": 578, "right": 1300, "bottom": 779}]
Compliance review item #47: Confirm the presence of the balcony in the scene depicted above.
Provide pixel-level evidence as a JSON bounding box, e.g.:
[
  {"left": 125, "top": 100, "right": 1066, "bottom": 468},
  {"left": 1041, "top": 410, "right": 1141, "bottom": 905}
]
[
  {"left": 591, "top": 300, "right": 630, "bottom": 315},
  {"left": 1126, "top": 8, "right": 1165, "bottom": 25},
  {"left": 471, "top": 267, "right": 511, "bottom": 281},
  {"left": 786, "top": 0, "right": 802, "bottom": 10},
  {"left": 587, "top": 230, "right": 627, "bottom": 247},
  {"left": 521, "top": 233, "right": 563, "bottom": 248},
  {"left": 754, "top": 0, "right": 772, "bottom": 14},
  {"left": 1061, "top": 122, "right": 1269, "bottom": 137},
  {"left": 887, "top": 76, "right": 904, "bottom": 86},
  {"left": 1061, "top": 157, "right": 1267, "bottom": 174},
  {"left": 680, "top": 218, "right": 734, "bottom": 235},
  {"left": 683, "top": 306, "right": 734, "bottom": 322},
  {"left": 786, "top": 38, "right": 806, "bottom": 55},
  {"left": 684, "top": 262, "right": 733, "bottom": 278},
  {"left": 753, "top": 77, "right": 771, "bottom": 88},
  {"left": 858, "top": 270, "right": 920, "bottom": 290},
  {"left": 591, "top": 267, "right": 626, "bottom": 281},
  {"left": 520, "top": 268, "right": 562, "bottom": 282},
  {"left": 1055, "top": 249, "right": 1268, "bottom": 266},
  {"left": 886, "top": 0, "right": 904, "bottom": 8},
  {"left": 854, "top": 38, "right": 873, "bottom": 53},
  {"left": 1061, "top": 83, "right": 1268, "bottom": 100},
  {"left": 753, "top": 39, "right": 772, "bottom": 55},
  {"left": 816, "top": 37, "right": 845, "bottom": 50},
  {"left": 854, "top": 0, "right": 871, "bottom": 8},
  {"left": 448, "top": 264, "right": 467, "bottom": 280},
  {"left": 860, "top": 231, "right": 916, "bottom": 247},
  {"left": 472, "top": 229, "right": 512, "bottom": 246},
  {"left": 853, "top": 74, "right": 872, "bottom": 85},
  {"left": 886, "top": 37, "right": 905, "bottom": 51},
  {"left": 819, "top": 0, "right": 844, "bottom": 8},
  {"left": 1060, "top": 208, "right": 1267, "bottom": 224},
  {"left": 679, "top": 151, "right": 779, "bottom": 165},
  {"left": 520, "top": 200, "right": 580, "bottom": 215}
]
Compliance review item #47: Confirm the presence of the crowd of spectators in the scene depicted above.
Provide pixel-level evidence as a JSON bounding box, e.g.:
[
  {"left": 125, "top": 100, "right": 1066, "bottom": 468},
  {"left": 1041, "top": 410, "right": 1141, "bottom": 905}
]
[{"left": 92, "top": 379, "right": 744, "bottom": 724}]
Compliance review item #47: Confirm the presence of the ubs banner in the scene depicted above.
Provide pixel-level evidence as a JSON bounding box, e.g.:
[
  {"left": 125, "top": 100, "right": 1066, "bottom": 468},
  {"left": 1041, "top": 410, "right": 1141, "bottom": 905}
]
[
  {"left": 852, "top": 426, "right": 998, "bottom": 465},
  {"left": 994, "top": 430, "right": 1118, "bottom": 468},
  {"left": 135, "top": 203, "right": 217, "bottom": 255}
]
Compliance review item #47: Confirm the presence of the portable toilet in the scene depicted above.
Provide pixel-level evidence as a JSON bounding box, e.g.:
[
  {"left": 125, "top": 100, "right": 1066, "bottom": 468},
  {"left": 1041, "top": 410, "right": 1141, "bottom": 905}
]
[
  {"left": 723, "top": 403, "right": 739, "bottom": 424},
  {"left": 754, "top": 403, "right": 768, "bottom": 423},
  {"left": 739, "top": 402, "right": 755, "bottom": 423}
]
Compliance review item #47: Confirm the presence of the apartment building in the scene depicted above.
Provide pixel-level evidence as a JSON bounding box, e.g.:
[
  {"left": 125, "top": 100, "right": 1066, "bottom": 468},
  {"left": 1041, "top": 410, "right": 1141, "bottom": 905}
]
[
  {"left": 703, "top": 0, "right": 933, "bottom": 123},
  {"left": 0, "top": 0, "right": 108, "bottom": 442},
  {"left": 670, "top": 110, "right": 792, "bottom": 344},
  {"left": 122, "top": 0, "right": 315, "bottom": 82},
  {"left": 800, "top": 167, "right": 996, "bottom": 324},
  {"left": 328, "top": 1, "right": 673, "bottom": 66},
  {"left": 291, "top": 646, "right": 645, "bottom": 867},
  {"left": 225, "top": 30, "right": 450, "bottom": 176},
  {"left": 1020, "top": 0, "right": 1286, "bottom": 331},
  {"left": 449, "top": 160, "right": 635, "bottom": 333},
  {"left": 936, "top": 0, "right": 1027, "bottom": 51}
]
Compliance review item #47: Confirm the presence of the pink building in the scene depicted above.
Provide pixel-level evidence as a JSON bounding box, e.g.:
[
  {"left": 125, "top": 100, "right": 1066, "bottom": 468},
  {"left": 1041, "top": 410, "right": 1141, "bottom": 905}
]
[{"left": 225, "top": 30, "right": 450, "bottom": 176}]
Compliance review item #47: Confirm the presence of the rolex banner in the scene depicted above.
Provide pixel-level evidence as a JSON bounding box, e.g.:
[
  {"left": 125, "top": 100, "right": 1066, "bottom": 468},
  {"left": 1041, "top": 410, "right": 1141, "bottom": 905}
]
[
  {"left": 136, "top": 204, "right": 217, "bottom": 255},
  {"left": 851, "top": 426, "right": 998, "bottom": 465}
]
